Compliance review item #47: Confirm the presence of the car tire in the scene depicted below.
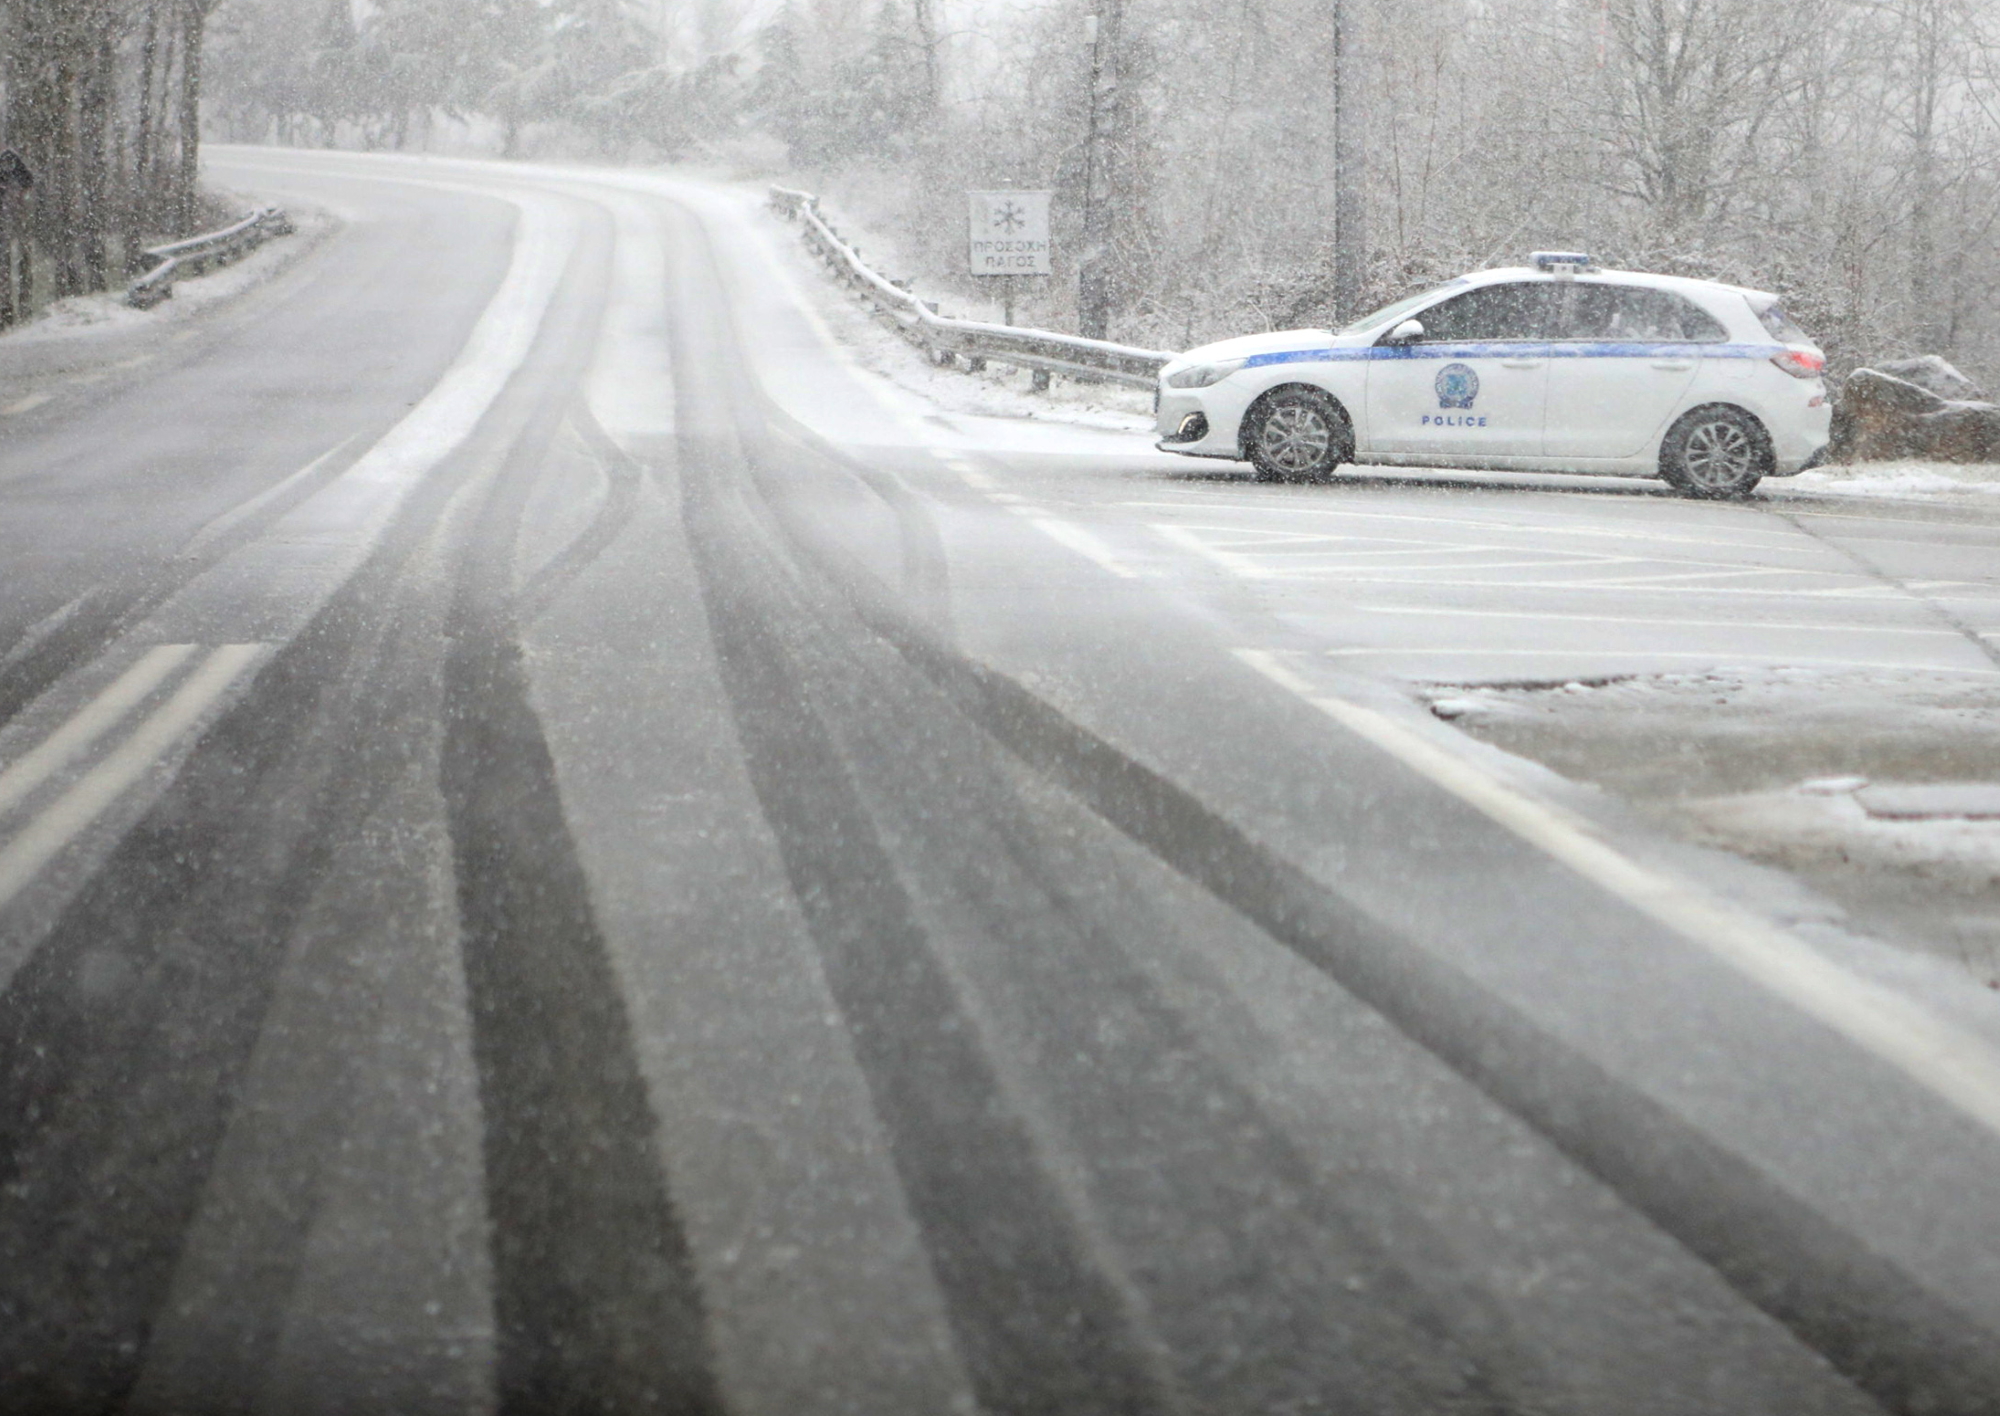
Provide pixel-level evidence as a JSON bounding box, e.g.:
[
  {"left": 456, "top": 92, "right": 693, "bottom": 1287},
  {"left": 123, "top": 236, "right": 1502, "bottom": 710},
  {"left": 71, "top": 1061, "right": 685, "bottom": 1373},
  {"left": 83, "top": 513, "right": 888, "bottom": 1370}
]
[
  {"left": 1245, "top": 387, "right": 1353, "bottom": 484},
  {"left": 1659, "top": 405, "right": 1772, "bottom": 498}
]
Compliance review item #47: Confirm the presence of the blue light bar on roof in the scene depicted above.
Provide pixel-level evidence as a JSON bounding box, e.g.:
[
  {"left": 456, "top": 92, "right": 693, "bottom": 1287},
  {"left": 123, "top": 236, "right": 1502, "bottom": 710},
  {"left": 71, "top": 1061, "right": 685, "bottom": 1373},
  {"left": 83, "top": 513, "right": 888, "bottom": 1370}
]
[{"left": 1531, "top": 251, "right": 1595, "bottom": 271}]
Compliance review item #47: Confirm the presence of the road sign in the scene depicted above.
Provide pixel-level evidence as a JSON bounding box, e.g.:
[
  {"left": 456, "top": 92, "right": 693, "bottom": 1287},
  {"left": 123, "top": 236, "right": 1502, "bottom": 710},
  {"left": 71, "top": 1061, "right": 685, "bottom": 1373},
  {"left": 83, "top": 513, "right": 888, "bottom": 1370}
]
[
  {"left": 0, "top": 150, "right": 34, "bottom": 193},
  {"left": 968, "top": 191, "right": 1051, "bottom": 276}
]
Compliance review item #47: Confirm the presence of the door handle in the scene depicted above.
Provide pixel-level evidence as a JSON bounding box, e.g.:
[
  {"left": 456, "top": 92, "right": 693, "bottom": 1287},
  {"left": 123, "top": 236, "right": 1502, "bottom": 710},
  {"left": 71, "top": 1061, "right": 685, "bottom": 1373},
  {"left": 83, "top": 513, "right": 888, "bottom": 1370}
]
[
  {"left": 1501, "top": 359, "right": 1544, "bottom": 369},
  {"left": 1651, "top": 360, "right": 1694, "bottom": 370}
]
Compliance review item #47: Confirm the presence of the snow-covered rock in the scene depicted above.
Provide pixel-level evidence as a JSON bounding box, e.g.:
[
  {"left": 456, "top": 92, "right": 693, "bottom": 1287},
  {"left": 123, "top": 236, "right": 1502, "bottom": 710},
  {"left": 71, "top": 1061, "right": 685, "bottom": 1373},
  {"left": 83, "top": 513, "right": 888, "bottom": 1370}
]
[{"left": 1830, "top": 366, "right": 2000, "bottom": 463}]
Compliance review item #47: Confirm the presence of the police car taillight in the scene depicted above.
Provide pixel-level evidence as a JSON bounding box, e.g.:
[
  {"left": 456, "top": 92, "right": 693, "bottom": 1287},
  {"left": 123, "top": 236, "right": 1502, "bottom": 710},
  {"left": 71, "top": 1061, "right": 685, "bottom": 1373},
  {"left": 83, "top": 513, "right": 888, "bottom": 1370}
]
[{"left": 1770, "top": 347, "right": 1825, "bottom": 378}]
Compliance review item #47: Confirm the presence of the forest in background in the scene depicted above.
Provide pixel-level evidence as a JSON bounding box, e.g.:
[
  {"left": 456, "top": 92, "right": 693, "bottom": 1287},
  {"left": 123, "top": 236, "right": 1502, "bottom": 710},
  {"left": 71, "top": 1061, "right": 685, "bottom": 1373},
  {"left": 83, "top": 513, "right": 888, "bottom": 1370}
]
[
  {"left": 14, "top": 0, "right": 2000, "bottom": 385},
  {"left": 0, "top": 0, "right": 222, "bottom": 324}
]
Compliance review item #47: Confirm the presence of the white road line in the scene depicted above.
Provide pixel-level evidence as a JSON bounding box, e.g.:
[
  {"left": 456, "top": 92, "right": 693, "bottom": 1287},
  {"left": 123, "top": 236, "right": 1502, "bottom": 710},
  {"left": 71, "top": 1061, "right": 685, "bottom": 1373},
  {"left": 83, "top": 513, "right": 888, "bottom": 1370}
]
[
  {"left": 1215, "top": 573, "right": 1903, "bottom": 600},
  {"left": 1236, "top": 646, "right": 2000, "bottom": 1139},
  {"left": 0, "top": 645, "right": 265, "bottom": 911},
  {"left": 1134, "top": 493, "right": 2000, "bottom": 556},
  {"left": 0, "top": 595, "right": 91, "bottom": 673},
  {"left": 1171, "top": 545, "right": 1823, "bottom": 582},
  {"left": 1353, "top": 604, "right": 1965, "bottom": 637},
  {"left": 0, "top": 645, "right": 200, "bottom": 819},
  {"left": 1025, "top": 515, "right": 1142, "bottom": 579},
  {"left": 1123, "top": 500, "right": 1814, "bottom": 551},
  {"left": 2, "top": 392, "right": 52, "bottom": 416},
  {"left": 1152, "top": 523, "right": 1275, "bottom": 579},
  {"left": 1145, "top": 525, "right": 1866, "bottom": 586},
  {"left": 1318, "top": 647, "right": 1998, "bottom": 674},
  {"left": 179, "top": 438, "right": 359, "bottom": 558}
]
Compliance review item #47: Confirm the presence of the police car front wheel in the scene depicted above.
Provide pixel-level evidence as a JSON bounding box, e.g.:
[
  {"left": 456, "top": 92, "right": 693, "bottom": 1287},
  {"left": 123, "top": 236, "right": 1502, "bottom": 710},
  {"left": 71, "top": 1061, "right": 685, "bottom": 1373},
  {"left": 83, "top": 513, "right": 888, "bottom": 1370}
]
[
  {"left": 1661, "top": 406, "right": 1771, "bottom": 498},
  {"left": 1246, "top": 388, "right": 1352, "bottom": 484}
]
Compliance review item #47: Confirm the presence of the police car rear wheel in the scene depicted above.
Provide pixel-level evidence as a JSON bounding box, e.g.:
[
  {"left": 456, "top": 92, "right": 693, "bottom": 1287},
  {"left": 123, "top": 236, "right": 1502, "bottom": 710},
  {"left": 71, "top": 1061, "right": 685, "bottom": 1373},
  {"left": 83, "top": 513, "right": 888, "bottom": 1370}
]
[
  {"left": 1247, "top": 389, "right": 1350, "bottom": 483},
  {"left": 1661, "top": 406, "right": 1771, "bottom": 498}
]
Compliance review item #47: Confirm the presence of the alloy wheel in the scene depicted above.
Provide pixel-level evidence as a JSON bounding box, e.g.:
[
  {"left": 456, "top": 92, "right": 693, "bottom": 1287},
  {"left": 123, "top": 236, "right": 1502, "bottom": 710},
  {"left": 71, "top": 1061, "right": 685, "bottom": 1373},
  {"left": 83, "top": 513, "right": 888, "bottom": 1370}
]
[
  {"left": 1681, "top": 417, "right": 1757, "bottom": 491},
  {"left": 1259, "top": 403, "right": 1333, "bottom": 475}
]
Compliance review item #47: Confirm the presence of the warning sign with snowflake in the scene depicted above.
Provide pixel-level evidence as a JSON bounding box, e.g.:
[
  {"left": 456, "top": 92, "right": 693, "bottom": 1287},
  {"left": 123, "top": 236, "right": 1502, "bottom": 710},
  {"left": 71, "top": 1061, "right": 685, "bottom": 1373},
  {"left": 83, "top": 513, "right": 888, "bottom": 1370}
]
[{"left": 967, "top": 191, "right": 1052, "bottom": 276}]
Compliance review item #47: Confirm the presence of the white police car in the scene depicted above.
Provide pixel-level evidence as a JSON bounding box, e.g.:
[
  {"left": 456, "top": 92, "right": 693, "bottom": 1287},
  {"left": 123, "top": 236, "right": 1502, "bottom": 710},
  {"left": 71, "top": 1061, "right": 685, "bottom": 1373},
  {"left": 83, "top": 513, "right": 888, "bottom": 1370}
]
[{"left": 1155, "top": 253, "right": 1830, "bottom": 497}]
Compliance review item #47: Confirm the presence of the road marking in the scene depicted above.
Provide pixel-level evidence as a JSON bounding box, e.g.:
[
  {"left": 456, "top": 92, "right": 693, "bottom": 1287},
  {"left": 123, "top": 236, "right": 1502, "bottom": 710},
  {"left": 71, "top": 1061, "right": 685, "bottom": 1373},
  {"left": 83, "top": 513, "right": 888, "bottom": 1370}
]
[
  {"left": 1318, "top": 647, "right": 1998, "bottom": 675},
  {"left": 0, "top": 644, "right": 264, "bottom": 911},
  {"left": 955, "top": 467, "right": 1142, "bottom": 578},
  {"left": 2, "top": 392, "right": 52, "bottom": 416},
  {"left": 179, "top": 437, "right": 359, "bottom": 558},
  {"left": 0, "top": 595, "right": 91, "bottom": 673},
  {"left": 1354, "top": 604, "right": 1965, "bottom": 637},
  {"left": 1123, "top": 499, "right": 1812, "bottom": 551},
  {"left": 1154, "top": 526, "right": 1830, "bottom": 583},
  {"left": 1192, "top": 569, "right": 1899, "bottom": 600},
  {"left": 1236, "top": 647, "right": 2000, "bottom": 1139},
  {"left": 1152, "top": 523, "right": 1275, "bottom": 578},
  {"left": 1021, "top": 514, "right": 1141, "bottom": 579},
  {"left": 0, "top": 645, "right": 200, "bottom": 820}
]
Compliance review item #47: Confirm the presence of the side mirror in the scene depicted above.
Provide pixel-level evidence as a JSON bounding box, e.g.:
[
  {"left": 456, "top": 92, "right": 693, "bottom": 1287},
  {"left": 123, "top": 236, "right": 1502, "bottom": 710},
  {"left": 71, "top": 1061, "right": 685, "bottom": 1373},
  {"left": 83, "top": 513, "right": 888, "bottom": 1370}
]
[{"left": 1387, "top": 318, "right": 1426, "bottom": 344}]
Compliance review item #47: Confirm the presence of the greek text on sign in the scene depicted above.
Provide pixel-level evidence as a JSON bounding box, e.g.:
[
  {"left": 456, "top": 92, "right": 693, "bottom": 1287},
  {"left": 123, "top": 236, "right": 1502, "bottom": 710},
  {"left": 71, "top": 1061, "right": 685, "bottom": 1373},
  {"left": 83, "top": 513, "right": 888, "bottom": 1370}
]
[{"left": 968, "top": 191, "right": 1052, "bottom": 276}]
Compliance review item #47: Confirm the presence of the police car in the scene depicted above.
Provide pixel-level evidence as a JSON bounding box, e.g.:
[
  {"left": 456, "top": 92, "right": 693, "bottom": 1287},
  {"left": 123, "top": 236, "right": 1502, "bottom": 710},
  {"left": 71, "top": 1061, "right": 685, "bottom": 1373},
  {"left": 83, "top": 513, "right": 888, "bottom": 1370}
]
[{"left": 1154, "top": 253, "right": 1830, "bottom": 497}]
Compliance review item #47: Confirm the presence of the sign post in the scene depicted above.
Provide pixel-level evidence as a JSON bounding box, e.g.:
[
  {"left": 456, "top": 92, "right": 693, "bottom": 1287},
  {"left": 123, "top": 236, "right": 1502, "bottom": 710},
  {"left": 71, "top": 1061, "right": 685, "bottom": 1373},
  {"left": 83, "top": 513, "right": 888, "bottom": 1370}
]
[{"left": 967, "top": 190, "right": 1051, "bottom": 326}]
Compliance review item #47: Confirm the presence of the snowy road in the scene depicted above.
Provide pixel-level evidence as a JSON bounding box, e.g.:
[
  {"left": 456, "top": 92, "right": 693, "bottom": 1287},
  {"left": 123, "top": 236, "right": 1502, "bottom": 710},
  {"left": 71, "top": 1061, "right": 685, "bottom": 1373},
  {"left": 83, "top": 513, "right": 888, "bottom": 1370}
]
[{"left": 2, "top": 149, "right": 1999, "bottom": 1415}]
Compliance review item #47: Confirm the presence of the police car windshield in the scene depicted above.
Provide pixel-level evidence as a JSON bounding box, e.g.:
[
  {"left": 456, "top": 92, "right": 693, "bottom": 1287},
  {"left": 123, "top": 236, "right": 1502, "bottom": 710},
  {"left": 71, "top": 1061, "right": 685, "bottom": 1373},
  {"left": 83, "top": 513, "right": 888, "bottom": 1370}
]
[{"left": 1337, "top": 280, "right": 1468, "bottom": 335}]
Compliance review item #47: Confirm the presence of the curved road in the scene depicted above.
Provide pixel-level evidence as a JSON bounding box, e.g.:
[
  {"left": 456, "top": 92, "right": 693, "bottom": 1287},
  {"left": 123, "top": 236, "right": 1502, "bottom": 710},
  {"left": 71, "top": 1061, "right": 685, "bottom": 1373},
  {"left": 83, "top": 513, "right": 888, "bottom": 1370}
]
[{"left": 1, "top": 149, "right": 1999, "bottom": 1416}]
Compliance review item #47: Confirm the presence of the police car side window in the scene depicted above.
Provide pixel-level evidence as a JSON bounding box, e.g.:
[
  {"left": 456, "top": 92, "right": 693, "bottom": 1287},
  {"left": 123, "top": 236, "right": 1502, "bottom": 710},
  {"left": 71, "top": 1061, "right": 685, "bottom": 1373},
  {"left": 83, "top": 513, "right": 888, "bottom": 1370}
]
[
  {"left": 1414, "top": 283, "right": 1558, "bottom": 342},
  {"left": 1563, "top": 285, "right": 1727, "bottom": 342}
]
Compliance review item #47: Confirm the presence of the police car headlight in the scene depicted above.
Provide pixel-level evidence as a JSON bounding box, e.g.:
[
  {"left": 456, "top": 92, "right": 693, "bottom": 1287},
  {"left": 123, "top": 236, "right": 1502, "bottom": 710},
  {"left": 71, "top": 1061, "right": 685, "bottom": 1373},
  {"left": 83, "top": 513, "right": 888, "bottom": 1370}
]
[{"left": 1165, "top": 359, "right": 1245, "bottom": 389}]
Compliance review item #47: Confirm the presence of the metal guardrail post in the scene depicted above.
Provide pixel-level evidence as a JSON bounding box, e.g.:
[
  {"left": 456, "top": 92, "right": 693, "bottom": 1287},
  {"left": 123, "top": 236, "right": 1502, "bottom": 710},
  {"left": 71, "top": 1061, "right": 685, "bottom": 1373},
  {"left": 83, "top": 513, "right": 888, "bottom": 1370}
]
[{"left": 768, "top": 185, "right": 1174, "bottom": 391}]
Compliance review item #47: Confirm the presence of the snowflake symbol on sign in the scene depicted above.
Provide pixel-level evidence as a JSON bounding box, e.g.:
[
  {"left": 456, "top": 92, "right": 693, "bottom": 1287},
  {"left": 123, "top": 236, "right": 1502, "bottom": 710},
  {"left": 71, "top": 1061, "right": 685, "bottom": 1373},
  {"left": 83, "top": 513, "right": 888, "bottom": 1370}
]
[{"left": 992, "top": 200, "right": 1027, "bottom": 232}]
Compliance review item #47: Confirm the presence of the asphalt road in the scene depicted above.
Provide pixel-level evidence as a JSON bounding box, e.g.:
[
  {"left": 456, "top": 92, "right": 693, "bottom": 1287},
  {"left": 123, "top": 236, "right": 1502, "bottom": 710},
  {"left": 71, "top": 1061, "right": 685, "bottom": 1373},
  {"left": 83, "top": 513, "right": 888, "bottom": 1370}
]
[{"left": 2, "top": 149, "right": 1999, "bottom": 1416}]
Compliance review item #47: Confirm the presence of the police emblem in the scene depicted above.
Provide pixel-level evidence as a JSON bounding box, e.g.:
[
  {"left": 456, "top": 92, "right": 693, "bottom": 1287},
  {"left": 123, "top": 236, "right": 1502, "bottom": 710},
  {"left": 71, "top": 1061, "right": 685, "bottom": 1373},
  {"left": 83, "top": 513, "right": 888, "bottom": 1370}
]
[{"left": 1435, "top": 363, "right": 1479, "bottom": 409}]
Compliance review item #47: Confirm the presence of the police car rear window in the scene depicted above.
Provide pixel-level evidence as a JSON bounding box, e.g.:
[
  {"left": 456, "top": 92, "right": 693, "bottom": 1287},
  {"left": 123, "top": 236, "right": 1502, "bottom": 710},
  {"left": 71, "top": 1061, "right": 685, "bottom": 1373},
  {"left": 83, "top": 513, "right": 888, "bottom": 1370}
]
[{"left": 1751, "top": 299, "right": 1810, "bottom": 343}]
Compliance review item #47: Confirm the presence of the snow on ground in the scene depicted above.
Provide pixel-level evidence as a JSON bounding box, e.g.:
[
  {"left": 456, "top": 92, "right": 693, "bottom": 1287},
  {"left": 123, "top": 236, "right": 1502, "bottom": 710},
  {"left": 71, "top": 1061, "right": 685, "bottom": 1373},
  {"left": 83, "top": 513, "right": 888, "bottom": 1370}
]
[
  {"left": 1790, "top": 460, "right": 2000, "bottom": 500},
  {"left": 0, "top": 199, "right": 338, "bottom": 421},
  {"left": 759, "top": 183, "right": 2000, "bottom": 977},
  {"left": 6, "top": 200, "right": 334, "bottom": 347},
  {"left": 1425, "top": 667, "right": 2000, "bottom": 982},
  {"left": 766, "top": 192, "right": 2000, "bottom": 506},
  {"left": 758, "top": 197, "right": 1157, "bottom": 437}
]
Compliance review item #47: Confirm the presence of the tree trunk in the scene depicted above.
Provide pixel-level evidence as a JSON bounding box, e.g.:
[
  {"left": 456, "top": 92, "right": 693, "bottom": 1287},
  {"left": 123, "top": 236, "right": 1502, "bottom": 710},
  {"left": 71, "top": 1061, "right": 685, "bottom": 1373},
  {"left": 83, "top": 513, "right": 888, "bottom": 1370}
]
[
  {"left": 129, "top": 0, "right": 161, "bottom": 266},
  {"left": 1330, "top": 0, "right": 1366, "bottom": 322},
  {"left": 911, "top": 0, "right": 940, "bottom": 109},
  {"left": 1906, "top": 0, "right": 1942, "bottom": 351},
  {"left": 54, "top": 63, "right": 83, "bottom": 298},
  {"left": 175, "top": 0, "right": 206, "bottom": 235},
  {"left": 80, "top": 33, "right": 114, "bottom": 289},
  {"left": 1077, "top": 0, "right": 1125, "bottom": 340},
  {"left": 0, "top": 192, "right": 15, "bottom": 329}
]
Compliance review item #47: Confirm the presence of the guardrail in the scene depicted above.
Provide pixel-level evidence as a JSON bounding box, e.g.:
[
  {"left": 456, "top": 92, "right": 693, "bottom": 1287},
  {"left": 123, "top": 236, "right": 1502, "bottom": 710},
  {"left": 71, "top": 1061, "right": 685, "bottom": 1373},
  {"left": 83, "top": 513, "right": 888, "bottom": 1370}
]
[
  {"left": 126, "top": 207, "right": 295, "bottom": 309},
  {"left": 768, "top": 186, "right": 1173, "bottom": 389}
]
